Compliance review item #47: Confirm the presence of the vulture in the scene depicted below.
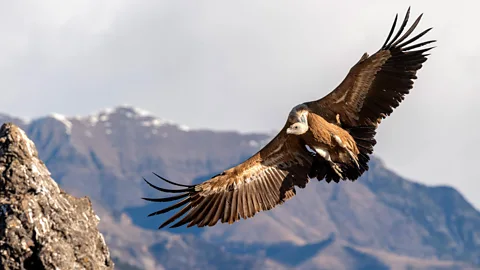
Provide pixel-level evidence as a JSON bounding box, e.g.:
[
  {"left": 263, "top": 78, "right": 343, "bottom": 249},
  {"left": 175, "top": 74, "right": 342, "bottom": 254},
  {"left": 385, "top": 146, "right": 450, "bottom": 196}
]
[{"left": 142, "top": 7, "right": 435, "bottom": 229}]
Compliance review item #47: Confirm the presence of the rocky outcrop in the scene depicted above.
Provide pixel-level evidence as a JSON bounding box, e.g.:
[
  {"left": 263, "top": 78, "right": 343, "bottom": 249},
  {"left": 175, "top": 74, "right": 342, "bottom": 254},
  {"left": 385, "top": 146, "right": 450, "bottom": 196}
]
[{"left": 0, "top": 123, "right": 113, "bottom": 269}]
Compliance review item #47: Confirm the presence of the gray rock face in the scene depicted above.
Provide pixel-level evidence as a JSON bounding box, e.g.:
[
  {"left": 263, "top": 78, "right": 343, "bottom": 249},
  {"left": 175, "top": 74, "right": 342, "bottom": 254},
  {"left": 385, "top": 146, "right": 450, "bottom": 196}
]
[{"left": 0, "top": 123, "right": 114, "bottom": 270}]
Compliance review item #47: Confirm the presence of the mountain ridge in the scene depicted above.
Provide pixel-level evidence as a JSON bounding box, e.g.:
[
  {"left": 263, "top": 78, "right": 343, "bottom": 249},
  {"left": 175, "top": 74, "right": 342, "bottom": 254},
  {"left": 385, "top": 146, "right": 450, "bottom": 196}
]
[
  {"left": 1, "top": 105, "right": 479, "bottom": 269},
  {"left": 0, "top": 105, "right": 279, "bottom": 135}
]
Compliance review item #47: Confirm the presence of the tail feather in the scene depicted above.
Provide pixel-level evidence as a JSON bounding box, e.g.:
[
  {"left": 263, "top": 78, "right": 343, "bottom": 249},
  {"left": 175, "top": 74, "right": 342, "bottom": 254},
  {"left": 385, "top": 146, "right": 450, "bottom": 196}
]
[{"left": 343, "top": 125, "right": 377, "bottom": 180}]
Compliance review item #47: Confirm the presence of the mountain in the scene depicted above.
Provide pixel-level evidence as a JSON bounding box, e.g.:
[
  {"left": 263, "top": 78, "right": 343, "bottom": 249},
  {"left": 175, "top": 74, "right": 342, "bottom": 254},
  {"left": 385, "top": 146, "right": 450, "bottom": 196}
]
[{"left": 1, "top": 105, "right": 479, "bottom": 270}]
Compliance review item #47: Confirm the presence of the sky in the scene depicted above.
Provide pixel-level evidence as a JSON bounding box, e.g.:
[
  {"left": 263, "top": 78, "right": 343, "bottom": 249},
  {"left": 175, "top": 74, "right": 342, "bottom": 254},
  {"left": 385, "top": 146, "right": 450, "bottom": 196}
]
[{"left": 0, "top": 1, "right": 479, "bottom": 209}]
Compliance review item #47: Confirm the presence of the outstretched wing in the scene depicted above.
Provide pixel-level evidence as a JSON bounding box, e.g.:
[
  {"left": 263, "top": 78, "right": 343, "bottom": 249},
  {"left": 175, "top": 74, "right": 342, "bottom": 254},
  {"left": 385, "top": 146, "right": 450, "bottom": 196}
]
[
  {"left": 142, "top": 126, "right": 315, "bottom": 229},
  {"left": 306, "top": 7, "right": 435, "bottom": 127}
]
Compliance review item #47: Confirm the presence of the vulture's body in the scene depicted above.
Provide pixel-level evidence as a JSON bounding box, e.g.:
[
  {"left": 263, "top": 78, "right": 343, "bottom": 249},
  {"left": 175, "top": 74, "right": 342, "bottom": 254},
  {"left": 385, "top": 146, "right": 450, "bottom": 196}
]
[{"left": 142, "top": 7, "right": 436, "bottom": 229}]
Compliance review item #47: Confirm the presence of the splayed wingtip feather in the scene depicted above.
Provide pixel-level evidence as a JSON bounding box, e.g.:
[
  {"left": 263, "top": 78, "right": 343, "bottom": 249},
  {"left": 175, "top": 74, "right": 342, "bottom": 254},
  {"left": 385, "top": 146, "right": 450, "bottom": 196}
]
[
  {"left": 152, "top": 172, "right": 195, "bottom": 188},
  {"left": 143, "top": 177, "right": 193, "bottom": 193}
]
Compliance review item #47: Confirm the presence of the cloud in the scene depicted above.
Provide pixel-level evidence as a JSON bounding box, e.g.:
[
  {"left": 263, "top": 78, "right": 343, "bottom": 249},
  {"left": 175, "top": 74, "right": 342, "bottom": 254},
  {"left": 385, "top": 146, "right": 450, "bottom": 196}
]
[{"left": 0, "top": 0, "right": 478, "bottom": 208}]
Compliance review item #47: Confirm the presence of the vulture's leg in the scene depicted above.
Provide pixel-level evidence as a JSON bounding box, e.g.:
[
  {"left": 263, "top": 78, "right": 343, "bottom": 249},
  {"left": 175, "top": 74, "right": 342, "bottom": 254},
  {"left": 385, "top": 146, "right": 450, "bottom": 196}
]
[{"left": 313, "top": 146, "right": 344, "bottom": 179}]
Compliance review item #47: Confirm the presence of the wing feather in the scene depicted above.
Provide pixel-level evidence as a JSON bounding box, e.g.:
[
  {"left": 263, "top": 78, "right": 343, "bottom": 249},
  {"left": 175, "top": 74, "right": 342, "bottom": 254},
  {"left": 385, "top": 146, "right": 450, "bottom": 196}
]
[
  {"left": 229, "top": 189, "right": 239, "bottom": 223},
  {"left": 246, "top": 181, "right": 258, "bottom": 214},
  {"left": 381, "top": 13, "right": 398, "bottom": 49},
  {"left": 221, "top": 190, "right": 232, "bottom": 223},
  {"left": 240, "top": 184, "right": 248, "bottom": 219},
  {"left": 247, "top": 181, "right": 262, "bottom": 217}
]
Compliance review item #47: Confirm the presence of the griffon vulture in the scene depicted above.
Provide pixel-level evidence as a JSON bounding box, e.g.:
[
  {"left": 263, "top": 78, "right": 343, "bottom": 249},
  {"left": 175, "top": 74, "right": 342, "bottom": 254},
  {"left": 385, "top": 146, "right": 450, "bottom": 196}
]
[{"left": 142, "top": 7, "right": 435, "bottom": 229}]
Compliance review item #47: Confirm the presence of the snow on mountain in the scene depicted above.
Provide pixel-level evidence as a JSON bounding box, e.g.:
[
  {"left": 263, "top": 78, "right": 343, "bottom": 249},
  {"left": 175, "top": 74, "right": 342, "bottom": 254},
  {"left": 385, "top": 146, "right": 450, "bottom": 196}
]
[
  {"left": 49, "top": 113, "right": 73, "bottom": 134},
  {"left": 78, "top": 106, "right": 179, "bottom": 129},
  {"left": 6, "top": 106, "right": 191, "bottom": 138}
]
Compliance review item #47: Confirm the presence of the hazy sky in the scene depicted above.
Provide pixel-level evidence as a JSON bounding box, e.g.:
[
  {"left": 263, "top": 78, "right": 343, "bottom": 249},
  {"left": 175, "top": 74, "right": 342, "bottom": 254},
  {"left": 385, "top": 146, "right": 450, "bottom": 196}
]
[{"left": 1, "top": 1, "right": 479, "bottom": 209}]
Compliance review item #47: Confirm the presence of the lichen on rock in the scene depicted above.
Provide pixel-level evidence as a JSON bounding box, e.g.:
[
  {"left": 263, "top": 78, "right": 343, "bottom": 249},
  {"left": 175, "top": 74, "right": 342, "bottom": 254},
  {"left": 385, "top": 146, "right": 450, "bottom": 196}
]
[{"left": 0, "top": 123, "right": 114, "bottom": 269}]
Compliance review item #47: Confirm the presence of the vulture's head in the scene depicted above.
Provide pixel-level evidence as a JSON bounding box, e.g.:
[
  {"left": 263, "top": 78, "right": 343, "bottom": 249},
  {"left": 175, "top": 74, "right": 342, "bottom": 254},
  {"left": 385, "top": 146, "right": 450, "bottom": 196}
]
[
  {"left": 287, "top": 104, "right": 309, "bottom": 135},
  {"left": 286, "top": 122, "right": 308, "bottom": 135}
]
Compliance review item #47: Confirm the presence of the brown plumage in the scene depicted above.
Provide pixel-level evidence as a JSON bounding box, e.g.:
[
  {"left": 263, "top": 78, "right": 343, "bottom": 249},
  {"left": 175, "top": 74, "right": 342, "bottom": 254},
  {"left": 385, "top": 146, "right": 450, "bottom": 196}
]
[{"left": 143, "top": 7, "right": 435, "bottom": 229}]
